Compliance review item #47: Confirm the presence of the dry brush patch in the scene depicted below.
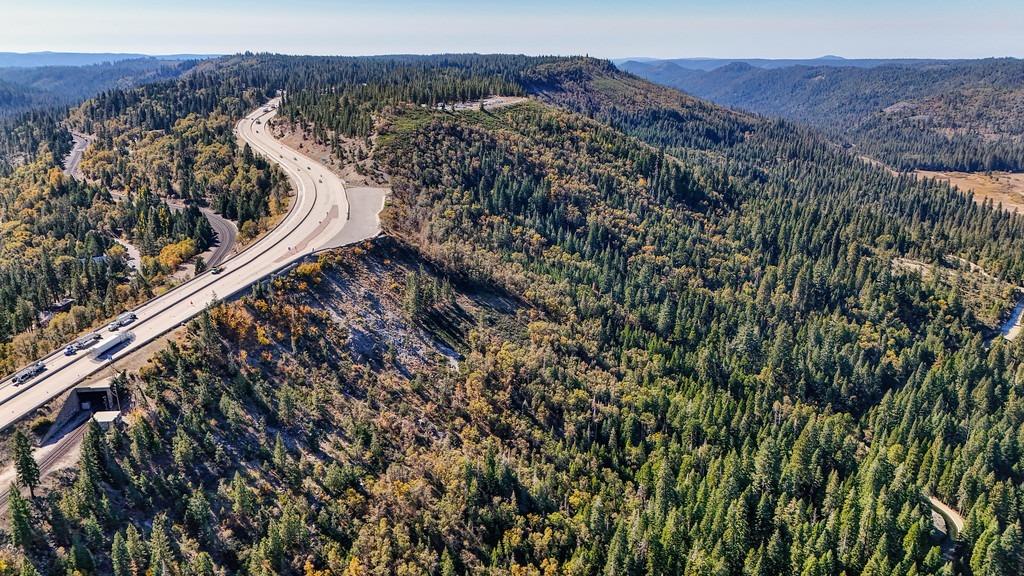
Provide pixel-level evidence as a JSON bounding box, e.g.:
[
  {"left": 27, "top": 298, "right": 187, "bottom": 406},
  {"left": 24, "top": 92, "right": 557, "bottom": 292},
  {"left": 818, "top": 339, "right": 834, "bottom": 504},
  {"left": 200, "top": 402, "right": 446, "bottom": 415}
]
[{"left": 917, "top": 170, "right": 1024, "bottom": 213}]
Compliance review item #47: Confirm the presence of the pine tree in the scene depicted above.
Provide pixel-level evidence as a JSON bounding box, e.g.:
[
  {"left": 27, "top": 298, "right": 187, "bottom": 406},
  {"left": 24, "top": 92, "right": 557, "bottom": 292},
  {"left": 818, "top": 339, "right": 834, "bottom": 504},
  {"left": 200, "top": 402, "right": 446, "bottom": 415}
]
[
  {"left": 440, "top": 548, "right": 456, "bottom": 576},
  {"left": 81, "top": 418, "right": 106, "bottom": 482},
  {"left": 272, "top": 432, "right": 288, "bottom": 472},
  {"left": 112, "top": 531, "right": 130, "bottom": 576},
  {"left": 8, "top": 487, "right": 32, "bottom": 549},
  {"left": 12, "top": 429, "right": 39, "bottom": 498},
  {"left": 125, "top": 523, "right": 148, "bottom": 575},
  {"left": 17, "top": 559, "right": 39, "bottom": 576},
  {"left": 149, "top": 514, "right": 174, "bottom": 576}
]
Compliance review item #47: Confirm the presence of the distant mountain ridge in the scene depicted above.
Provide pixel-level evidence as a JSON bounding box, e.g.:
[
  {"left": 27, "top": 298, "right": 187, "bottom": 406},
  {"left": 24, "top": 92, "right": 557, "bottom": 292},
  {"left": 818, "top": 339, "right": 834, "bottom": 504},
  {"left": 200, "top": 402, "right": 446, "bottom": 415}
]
[
  {"left": 0, "top": 51, "right": 218, "bottom": 68},
  {"left": 612, "top": 56, "right": 948, "bottom": 71},
  {"left": 620, "top": 57, "right": 1024, "bottom": 171}
]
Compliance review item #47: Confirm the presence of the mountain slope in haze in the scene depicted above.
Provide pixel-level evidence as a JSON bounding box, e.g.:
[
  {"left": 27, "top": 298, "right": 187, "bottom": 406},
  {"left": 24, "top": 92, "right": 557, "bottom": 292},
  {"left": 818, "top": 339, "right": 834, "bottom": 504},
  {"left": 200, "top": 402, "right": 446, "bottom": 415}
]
[
  {"left": 623, "top": 57, "right": 1024, "bottom": 171},
  {"left": 0, "top": 58, "right": 194, "bottom": 117},
  {"left": 0, "top": 51, "right": 216, "bottom": 68},
  {"left": 613, "top": 56, "right": 940, "bottom": 71}
]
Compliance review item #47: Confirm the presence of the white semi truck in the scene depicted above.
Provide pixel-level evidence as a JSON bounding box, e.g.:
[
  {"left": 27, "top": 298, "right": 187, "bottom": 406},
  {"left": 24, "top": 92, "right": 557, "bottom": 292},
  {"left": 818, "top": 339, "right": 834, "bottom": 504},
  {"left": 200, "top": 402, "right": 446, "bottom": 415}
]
[{"left": 92, "top": 332, "right": 133, "bottom": 359}]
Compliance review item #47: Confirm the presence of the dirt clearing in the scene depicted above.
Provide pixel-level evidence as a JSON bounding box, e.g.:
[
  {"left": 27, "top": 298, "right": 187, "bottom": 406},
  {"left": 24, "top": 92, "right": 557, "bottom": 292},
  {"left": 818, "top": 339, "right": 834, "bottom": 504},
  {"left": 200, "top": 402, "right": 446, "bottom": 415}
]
[{"left": 916, "top": 170, "right": 1024, "bottom": 214}]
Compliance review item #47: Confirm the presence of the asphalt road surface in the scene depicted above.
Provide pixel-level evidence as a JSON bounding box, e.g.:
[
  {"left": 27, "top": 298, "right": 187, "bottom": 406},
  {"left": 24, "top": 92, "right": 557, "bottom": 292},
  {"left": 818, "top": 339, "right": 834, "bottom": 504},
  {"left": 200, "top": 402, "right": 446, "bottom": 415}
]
[
  {"left": 0, "top": 99, "right": 385, "bottom": 431},
  {"left": 200, "top": 206, "right": 237, "bottom": 267},
  {"left": 62, "top": 131, "right": 94, "bottom": 180},
  {"left": 927, "top": 495, "right": 965, "bottom": 540},
  {"left": 161, "top": 198, "right": 238, "bottom": 267}
]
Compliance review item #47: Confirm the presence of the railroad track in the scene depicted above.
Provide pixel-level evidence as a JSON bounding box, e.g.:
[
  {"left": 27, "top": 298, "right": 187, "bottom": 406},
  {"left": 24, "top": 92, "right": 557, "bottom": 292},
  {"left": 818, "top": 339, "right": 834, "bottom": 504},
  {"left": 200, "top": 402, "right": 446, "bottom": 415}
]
[{"left": 0, "top": 421, "right": 88, "bottom": 509}]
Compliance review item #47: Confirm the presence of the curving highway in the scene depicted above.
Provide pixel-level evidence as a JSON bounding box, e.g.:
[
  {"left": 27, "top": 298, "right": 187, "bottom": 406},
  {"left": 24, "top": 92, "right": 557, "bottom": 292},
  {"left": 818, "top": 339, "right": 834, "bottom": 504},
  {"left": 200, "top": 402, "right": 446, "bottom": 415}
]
[{"left": 0, "top": 99, "right": 385, "bottom": 431}]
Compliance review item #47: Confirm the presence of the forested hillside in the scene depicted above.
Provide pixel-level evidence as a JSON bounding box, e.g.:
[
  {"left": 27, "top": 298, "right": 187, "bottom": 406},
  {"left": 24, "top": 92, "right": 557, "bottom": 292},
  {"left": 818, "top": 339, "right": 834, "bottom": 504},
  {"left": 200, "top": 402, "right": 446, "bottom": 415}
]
[
  {"left": 622, "top": 58, "right": 1024, "bottom": 172},
  {"left": 2, "top": 54, "right": 1023, "bottom": 576},
  {"left": 0, "top": 108, "right": 72, "bottom": 173}
]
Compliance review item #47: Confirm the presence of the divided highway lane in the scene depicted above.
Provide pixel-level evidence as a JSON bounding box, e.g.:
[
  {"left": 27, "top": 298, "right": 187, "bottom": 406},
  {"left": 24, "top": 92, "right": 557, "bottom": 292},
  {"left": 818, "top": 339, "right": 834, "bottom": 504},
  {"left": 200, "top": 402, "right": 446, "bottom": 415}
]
[{"left": 0, "top": 99, "right": 382, "bottom": 430}]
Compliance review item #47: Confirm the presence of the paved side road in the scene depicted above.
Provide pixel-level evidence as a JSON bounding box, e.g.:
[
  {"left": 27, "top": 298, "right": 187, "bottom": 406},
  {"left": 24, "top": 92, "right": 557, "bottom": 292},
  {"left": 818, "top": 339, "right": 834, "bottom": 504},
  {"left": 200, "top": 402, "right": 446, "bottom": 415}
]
[
  {"left": 62, "top": 131, "right": 94, "bottom": 180},
  {"left": 0, "top": 99, "right": 385, "bottom": 431},
  {"left": 928, "top": 495, "right": 965, "bottom": 539},
  {"left": 162, "top": 198, "right": 238, "bottom": 267},
  {"left": 200, "top": 206, "right": 237, "bottom": 267},
  {"left": 108, "top": 193, "right": 238, "bottom": 268}
]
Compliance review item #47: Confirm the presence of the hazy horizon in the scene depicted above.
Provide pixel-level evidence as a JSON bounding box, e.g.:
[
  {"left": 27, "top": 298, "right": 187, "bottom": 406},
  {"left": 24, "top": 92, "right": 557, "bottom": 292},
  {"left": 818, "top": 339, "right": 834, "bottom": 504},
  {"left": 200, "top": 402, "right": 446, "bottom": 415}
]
[
  {"left": 8, "top": 50, "right": 1024, "bottom": 62},
  {"left": 2, "top": 0, "right": 1022, "bottom": 60}
]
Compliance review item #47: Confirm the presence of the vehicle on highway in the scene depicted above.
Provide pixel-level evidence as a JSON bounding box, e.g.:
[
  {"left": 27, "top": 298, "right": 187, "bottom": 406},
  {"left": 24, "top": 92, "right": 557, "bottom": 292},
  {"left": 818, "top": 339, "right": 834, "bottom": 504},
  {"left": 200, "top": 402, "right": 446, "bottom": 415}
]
[
  {"left": 64, "top": 346, "right": 76, "bottom": 356},
  {"left": 12, "top": 362, "right": 46, "bottom": 386},
  {"left": 93, "top": 332, "right": 133, "bottom": 359},
  {"left": 211, "top": 265, "right": 224, "bottom": 275},
  {"left": 72, "top": 332, "right": 102, "bottom": 350},
  {"left": 107, "top": 312, "right": 137, "bottom": 331}
]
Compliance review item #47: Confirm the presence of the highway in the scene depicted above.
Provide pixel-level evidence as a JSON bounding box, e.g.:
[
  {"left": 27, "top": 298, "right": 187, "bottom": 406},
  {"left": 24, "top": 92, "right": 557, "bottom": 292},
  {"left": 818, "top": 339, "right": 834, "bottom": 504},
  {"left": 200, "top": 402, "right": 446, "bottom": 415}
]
[{"left": 0, "top": 99, "right": 386, "bottom": 431}]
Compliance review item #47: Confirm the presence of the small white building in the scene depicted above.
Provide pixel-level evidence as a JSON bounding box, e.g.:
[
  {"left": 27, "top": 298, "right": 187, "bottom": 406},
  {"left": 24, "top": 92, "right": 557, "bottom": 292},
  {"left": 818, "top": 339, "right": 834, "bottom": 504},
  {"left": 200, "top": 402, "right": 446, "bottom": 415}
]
[{"left": 92, "top": 410, "right": 122, "bottom": 431}]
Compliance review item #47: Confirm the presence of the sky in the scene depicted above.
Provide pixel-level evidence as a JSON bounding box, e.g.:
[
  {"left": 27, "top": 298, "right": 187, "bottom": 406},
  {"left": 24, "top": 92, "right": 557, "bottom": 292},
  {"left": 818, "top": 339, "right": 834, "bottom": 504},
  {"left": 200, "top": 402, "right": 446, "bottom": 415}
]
[{"left": 2, "top": 0, "right": 1023, "bottom": 60}]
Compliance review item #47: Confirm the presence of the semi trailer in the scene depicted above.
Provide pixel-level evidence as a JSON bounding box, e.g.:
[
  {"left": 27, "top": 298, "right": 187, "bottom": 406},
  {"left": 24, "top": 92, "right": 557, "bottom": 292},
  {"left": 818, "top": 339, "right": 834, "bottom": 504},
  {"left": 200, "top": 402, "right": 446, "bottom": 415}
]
[
  {"left": 92, "top": 332, "right": 133, "bottom": 359},
  {"left": 66, "top": 331, "right": 103, "bottom": 355},
  {"left": 74, "top": 332, "right": 102, "bottom": 349}
]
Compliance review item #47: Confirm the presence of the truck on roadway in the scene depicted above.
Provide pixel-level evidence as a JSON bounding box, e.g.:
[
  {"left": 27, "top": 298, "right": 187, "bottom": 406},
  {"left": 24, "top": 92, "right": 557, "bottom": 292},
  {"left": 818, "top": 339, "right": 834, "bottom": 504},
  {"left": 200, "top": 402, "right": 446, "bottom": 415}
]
[
  {"left": 74, "top": 332, "right": 102, "bottom": 349},
  {"left": 11, "top": 362, "right": 46, "bottom": 386},
  {"left": 66, "top": 331, "right": 103, "bottom": 355},
  {"left": 92, "top": 332, "right": 132, "bottom": 359},
  {"left": 108, "top": 312, "right": 137, "bottom": 331}
]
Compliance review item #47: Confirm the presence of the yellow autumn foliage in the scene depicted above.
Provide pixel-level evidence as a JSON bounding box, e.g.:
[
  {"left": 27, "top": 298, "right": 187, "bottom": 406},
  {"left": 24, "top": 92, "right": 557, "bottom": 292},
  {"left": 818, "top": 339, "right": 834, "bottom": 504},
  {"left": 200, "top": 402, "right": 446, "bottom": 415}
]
[{"left": 157, "top": 238, "right": 198, "bottom": 270}]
